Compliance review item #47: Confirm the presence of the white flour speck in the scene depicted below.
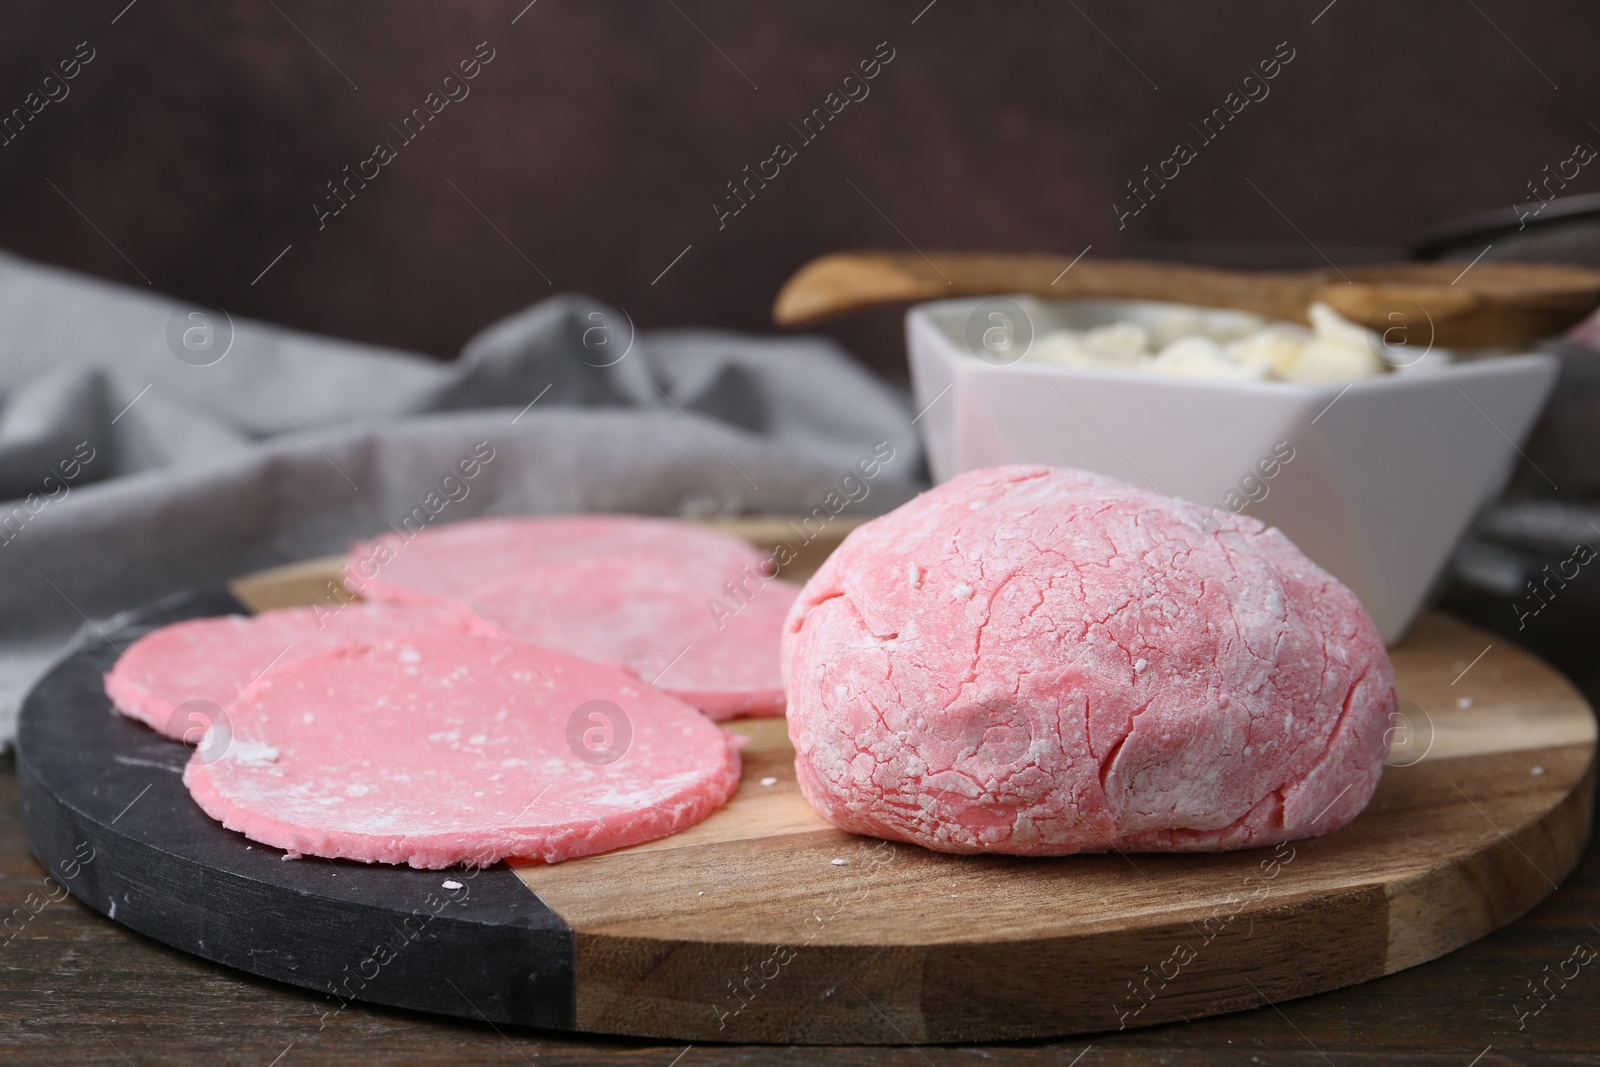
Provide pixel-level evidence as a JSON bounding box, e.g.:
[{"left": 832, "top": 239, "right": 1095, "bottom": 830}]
[
  {"left": 953, "top": 584, "right": 974, "bottom": 600},
  {"left": 760, "top": 776, "right": 778, "bottom": 786},
  {"left": 907, "top": 562, "right": 922, "bottom": 589},
  {"left": 1134, "top": 658, "right": 1148, "bottom": 673},
  {"left": 1456, "top": 697, "right": 1473, "bottom": 709},
  {"left": 229, "top": 740, "right": 281, "bottom": 766},
  {"left": 442, "top": 879, "right": 464, "bottom": 890},
  {"left": 831, "top": 858, "right": 848, "bottom": 866},
  {"left": 282, "top": 851, "right": 302, "bottom": 861},
  {"left": 1532, "top": 766, "right": 1546, "bottom": 775},
  {"left": 346, "top": 783, "right": 370, "bottom": 797}
]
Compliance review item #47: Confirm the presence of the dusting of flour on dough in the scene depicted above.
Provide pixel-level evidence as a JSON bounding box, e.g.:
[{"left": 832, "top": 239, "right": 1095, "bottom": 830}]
[
  {"left": 780, "top": 464, "right": 1396, "bottom": 857},
  {"left": 228, "top": 740, "right": 280, "bottom": 766},
  {"left": 184, "top": 629, "right": 742, "bottom": 869}
]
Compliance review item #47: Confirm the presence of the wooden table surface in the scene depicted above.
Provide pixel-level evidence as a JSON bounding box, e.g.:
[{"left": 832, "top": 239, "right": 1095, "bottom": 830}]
[{"left": 5, "top": 603, "right": 1600, "bottom": 1065}]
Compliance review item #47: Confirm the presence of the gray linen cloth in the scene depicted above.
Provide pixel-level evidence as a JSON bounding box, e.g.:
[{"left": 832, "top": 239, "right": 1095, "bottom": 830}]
[{"left": 0, "top": 250, "right": 924, "bottom": 744}]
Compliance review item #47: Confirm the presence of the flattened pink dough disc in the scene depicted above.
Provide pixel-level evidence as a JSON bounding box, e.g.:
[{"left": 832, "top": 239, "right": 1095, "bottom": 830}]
[
  {"left": 345, "top": 514, "right": 769, "bottom": 604},
  {"left": 472, "top": 555, "right": 800, "bottom": 720},
  {"left": 104, "top": 601, "right": 488, "bottom": 740},
  {"left": 183, "top": 630, "right": 742, "bottom": 868},
  {"left": 346, "top": 515, "right": 793, "bottom": 719},
  {"left": 782, "top": 465, "right": 1396, "bottom": 856}
]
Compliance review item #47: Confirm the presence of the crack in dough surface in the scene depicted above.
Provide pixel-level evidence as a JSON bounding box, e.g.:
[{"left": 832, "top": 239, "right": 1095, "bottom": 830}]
[{"left": 782, "top": 465, "right": 1395, "bottom": 855}]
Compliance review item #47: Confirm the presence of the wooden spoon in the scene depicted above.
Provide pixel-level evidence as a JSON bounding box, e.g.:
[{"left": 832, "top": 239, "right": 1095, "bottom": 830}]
[{"left": 772, "top": 251, "right": 1600, "bottom": 348}]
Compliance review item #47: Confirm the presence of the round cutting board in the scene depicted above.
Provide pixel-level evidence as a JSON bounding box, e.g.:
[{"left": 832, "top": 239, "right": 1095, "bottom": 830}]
[{"left": 16, "top": 519, "right": 1597, "bottom": 1044}]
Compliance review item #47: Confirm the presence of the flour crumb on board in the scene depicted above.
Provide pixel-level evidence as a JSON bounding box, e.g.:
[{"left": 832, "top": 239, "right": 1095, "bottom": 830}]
[
  {"left": 760, "top": 776, "right": 778, "bottom": 786},
  {"left": 831, "top": 858, "right": 848, "bottom": 866},
  {"left": 442, "top": 879, "right": 463, "bottom": 890}
]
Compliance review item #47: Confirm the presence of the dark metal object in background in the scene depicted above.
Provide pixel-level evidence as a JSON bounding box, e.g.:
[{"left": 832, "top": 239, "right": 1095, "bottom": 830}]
[
  {"left": 1413, "top": 193, "right": 1600, "bottom": 618},
  {"left": 1412, "top": 192, "right": 1600, "bottom": 271}
]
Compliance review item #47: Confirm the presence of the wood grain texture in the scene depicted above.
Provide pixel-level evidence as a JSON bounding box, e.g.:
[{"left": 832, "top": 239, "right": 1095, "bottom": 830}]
[
  {"left": 7, "top": 744, "right": 1600, "bottom": 1066},
  {"left": 31, "top": 522, "right": 1599, "bottom": 1048},
  {"left": 509, "top": 614, "right": 1595, "bottom": 1043},
  {"left": 771, "top": 251, "right": 1600, "bottom": 348}
]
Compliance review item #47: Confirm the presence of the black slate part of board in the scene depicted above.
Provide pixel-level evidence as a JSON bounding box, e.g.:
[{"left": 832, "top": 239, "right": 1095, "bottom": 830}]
[{"left": 16, "top": 586, "right": 577, "bottom": 1030}]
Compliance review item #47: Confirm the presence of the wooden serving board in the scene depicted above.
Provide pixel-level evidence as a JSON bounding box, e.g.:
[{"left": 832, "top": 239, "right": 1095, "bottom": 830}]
[{"left": 17, "top": 519, "right": 1597, "bottom": 1044}]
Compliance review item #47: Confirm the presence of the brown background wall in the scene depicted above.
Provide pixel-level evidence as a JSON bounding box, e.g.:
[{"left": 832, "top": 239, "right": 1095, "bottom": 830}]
[{"left": 1, "top": 1, "right": 1597, "bottom": 379}]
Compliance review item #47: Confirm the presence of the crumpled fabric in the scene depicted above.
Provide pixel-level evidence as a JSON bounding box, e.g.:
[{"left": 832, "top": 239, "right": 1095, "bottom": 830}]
[{"left": 0, "top": 250, "right": 924, "bottom": 743}]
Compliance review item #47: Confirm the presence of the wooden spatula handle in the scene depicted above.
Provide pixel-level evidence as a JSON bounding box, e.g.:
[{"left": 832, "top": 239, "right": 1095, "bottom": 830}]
[
  {"left": 774, "top": 251, "right": 1309, "bottom": 328},
  {"left": 773, "top": 250, "right": 1600, "bottom": 348}
]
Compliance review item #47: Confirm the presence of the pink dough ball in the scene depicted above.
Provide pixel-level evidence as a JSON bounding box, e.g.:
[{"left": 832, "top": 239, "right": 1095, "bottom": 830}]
[{"left": 782, "top": 465, "right": 1395, "bottom": 856}]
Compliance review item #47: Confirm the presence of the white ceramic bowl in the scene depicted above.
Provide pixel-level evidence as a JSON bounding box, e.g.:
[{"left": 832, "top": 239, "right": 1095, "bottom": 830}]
[{"left": 907, "top": 296, "right": 1560, "bottom": 643}]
